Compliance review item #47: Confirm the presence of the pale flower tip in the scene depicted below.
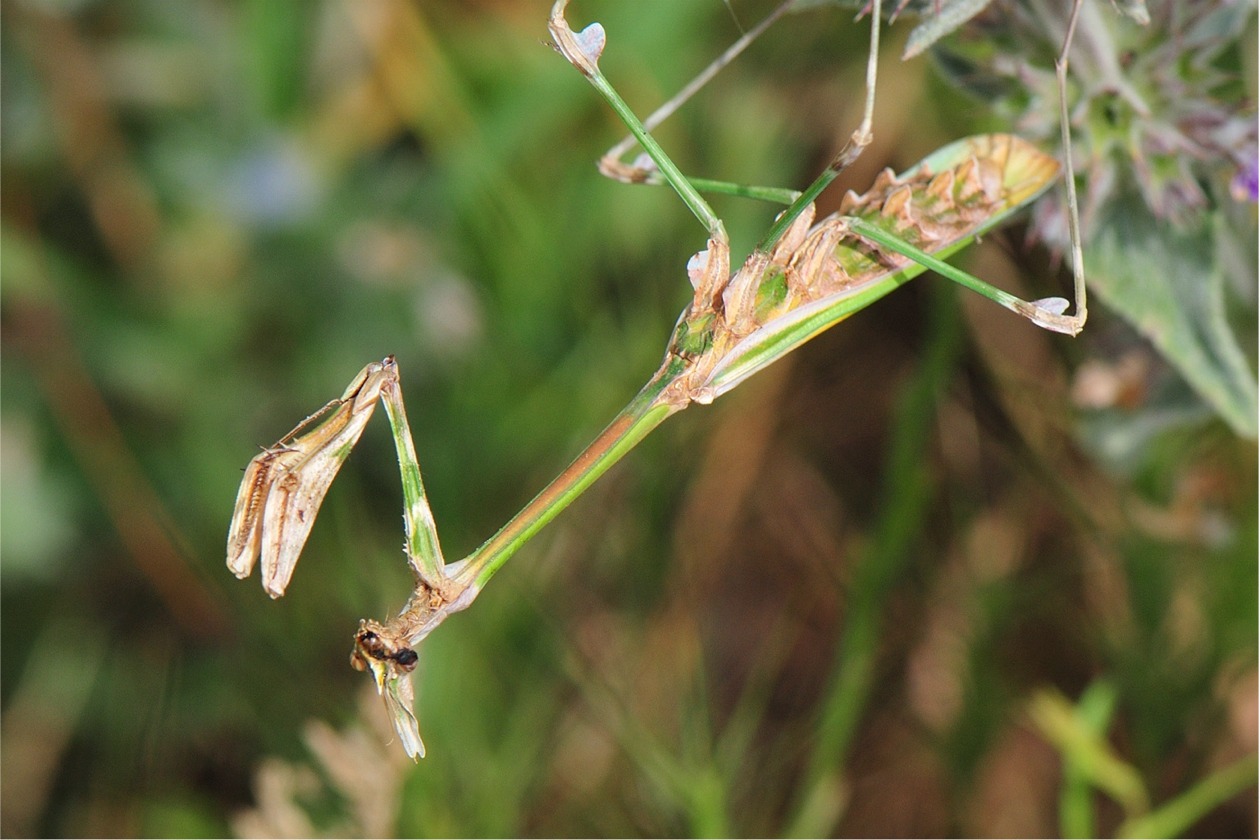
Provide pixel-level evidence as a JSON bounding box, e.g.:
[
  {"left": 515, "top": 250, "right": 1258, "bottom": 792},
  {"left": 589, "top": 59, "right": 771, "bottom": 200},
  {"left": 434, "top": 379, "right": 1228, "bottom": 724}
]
[
  {"left": 549, "top": 2, "right": 604, "bottom": 76},
  {"left": 574, "top": 22, "right": 606, "bottom": 66},
  {"left": 687, "top": 248, "right": 711, "bottom": 291},
  {"left": 1024, "top": 297, "right": 1083, "bottom": 336},
  {"left": 1032, "top": 296, "right": 1071, "bottom": 316},
  {"left": 631, "top": 152, "right": 656, "bottom": 173}
]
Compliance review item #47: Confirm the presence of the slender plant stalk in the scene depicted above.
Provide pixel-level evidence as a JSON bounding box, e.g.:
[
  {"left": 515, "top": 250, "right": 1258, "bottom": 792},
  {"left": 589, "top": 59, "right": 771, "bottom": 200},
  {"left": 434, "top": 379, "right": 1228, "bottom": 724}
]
[{"left": 452, "top": 361, "right": 687, "bottom": 592}]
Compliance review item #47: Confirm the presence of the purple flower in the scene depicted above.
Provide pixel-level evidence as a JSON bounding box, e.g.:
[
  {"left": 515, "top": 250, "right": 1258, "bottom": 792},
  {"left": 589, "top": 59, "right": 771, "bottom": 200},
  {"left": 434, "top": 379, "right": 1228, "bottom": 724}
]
[
  {"left": 1231, "top": 153, "right": 1258, "bottom": 203},
  {"left": 942, "top": 0, "right": 1257, "bottom": 239}
]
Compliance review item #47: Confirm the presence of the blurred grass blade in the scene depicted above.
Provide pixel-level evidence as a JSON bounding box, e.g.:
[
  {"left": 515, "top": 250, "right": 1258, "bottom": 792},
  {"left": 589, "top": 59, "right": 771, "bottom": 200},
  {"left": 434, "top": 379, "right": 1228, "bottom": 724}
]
[
  {"left": 1059, "top": 680, "right": 1120, "bottom": 839},
  {"left": 1117, "top": 755, "right": 1259, "bottom": 839},
  {"left": 1028, "top": 687, "right": 1149, "bottom": 817},
  {"left": 1085, "top": 196, "right": 1258, "bottom": 437},
  {"left": 786, "top": 283, "right": 964, "bottom": 837}
]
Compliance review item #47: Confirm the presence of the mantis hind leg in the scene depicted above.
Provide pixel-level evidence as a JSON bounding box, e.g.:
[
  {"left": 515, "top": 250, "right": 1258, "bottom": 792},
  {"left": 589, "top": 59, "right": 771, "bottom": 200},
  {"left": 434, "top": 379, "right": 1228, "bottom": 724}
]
[{"left": 549, "top": 0, "right": 885, "bottom": 247}]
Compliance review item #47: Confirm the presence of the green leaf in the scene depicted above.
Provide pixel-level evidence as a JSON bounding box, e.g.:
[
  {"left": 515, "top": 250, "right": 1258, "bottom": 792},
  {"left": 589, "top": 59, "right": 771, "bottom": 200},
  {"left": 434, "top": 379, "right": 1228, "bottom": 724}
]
[
  {"left": 902, "top": 0, "right": 994, "bottom": 59},
  {"left": 1085, "top": 195, "right": 1258, "bottom": 437}
]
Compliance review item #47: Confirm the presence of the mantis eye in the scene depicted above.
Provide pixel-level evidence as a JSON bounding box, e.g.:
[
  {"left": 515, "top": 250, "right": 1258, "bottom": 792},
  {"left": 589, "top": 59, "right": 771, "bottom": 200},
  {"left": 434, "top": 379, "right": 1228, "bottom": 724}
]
[
  {"left": 352, "top": 628, "right": 392, "bottom": 667},
  {"left": 394, "top": 648, "right": 419, "bottom": 669}
]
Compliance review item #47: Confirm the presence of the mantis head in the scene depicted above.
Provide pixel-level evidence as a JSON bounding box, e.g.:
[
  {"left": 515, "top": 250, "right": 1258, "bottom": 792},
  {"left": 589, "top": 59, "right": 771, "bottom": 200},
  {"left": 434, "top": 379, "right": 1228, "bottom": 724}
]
[{"left": 351, "top": 620, "right": 426, "bottom": 759}]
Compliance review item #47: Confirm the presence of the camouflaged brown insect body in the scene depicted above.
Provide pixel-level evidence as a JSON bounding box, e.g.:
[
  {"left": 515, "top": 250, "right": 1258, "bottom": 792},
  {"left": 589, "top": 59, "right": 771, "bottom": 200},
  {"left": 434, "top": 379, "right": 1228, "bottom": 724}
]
[
  {"left": 656, "top": 134, "right": 1061, "bottom": 406},
  {"left": 230, "top": 0, "right": 1085, "bottom": 759},
  {"left": 225, "top": 132, "right": 1063, "bottom": 761}
]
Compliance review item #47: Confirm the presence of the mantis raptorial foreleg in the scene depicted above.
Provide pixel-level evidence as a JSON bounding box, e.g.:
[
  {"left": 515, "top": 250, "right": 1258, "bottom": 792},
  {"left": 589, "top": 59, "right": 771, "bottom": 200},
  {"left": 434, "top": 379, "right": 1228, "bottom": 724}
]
[
  {"left": 229, "top": 0, "right": 1090, "bottom": 759},
  {"left": 227, "top": 357, "right": 449, "bottom": 598},
  {"left": 228, "top": 356, "right": 473, "bottom": 757},
  {"left": 227, "top": 362, "right": 395, "bottom": 598}
]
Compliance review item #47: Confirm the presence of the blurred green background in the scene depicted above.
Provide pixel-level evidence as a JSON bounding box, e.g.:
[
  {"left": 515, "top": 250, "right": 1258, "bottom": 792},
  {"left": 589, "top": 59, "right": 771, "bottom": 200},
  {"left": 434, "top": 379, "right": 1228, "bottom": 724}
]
[{"left": 2, "top": 0, "right": 1255, "bottom": 836}]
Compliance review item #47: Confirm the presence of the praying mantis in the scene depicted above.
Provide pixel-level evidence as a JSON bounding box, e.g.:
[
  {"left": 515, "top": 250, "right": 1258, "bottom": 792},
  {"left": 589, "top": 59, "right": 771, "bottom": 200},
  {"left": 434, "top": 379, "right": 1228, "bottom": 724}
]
[{"left": 228, "top": 0, "right": 1090, "bottom": 758}]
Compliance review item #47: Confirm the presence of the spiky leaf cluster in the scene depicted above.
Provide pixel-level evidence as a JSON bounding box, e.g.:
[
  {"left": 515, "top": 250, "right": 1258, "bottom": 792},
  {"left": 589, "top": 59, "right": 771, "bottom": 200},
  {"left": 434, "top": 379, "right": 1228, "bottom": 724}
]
[{"left": 932, "top": 0, "right": 1258, "bottom": 435}]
